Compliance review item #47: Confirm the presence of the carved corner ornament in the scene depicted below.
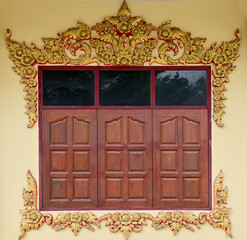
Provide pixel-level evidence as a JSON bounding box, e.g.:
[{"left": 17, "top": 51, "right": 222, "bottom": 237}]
[
  {"left": 20, "top": 170, "right": 231, "bottom": 239},
  {"left": 6, "top": 0, "right": 241, "bottom": 128}
]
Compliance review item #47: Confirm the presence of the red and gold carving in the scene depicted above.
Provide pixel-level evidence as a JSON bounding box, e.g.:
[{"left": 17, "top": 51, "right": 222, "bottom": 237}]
[{"left": 6, "top": 1, "right": 241, "bottom": 128}]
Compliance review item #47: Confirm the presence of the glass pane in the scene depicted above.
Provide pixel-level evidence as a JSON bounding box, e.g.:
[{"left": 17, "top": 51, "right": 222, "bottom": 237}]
[
  {"left": 43, "top": 70, "right": 94, "bottom": 106},
  {"left": 155, "top": 70, "right": 207, "bottom": 106},
  {"left": 99, "top": 71, "right": 150, "bottom": 106}
]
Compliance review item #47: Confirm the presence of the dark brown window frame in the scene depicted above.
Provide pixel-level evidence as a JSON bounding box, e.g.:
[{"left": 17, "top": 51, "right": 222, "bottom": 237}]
[{"left": 38, "top": 65, "right": 212, "bottom": 211}]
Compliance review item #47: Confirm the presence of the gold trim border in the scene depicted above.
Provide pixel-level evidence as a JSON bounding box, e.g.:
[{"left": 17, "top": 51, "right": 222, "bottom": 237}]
[
  {"left": 20, "top": 170, "right": 231, "bottom": 239},
  {"left": 6, "top": 1, "right": 241, "bottom": 128}
]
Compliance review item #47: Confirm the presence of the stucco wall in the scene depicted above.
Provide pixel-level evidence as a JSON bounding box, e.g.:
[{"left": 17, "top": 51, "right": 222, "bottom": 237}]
[{"left": 0, "top": 0, "right": 247, "bottom": 240}]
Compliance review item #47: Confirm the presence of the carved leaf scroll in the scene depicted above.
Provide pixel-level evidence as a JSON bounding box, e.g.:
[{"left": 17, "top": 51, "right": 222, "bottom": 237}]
[
  {"left": 19, "top": 170, "right": 232, "bottom": 239},
  {"left": 6, "top": 1, "right": 241, "bottom": 128}
]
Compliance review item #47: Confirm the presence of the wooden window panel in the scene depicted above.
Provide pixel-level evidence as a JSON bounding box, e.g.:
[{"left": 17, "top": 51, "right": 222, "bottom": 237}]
[
  {"left": 97, "top": 110, "right": 152, "bottom": 208},
  {"left": 153, "top": 109, "right": 209, "bottom": 208},
  {"left": 41, "top": 109, "right": 97, "bottom": 209}
]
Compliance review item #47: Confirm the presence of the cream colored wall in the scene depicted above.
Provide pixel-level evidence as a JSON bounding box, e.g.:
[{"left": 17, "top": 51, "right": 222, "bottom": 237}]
[{"left": 0, "top": 0, "right": 247, "bottom": 240}]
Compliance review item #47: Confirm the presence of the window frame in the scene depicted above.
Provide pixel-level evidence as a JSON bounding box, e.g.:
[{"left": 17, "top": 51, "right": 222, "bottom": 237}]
[{"left": 38, "top": 65, "right": 212, "bottom": 211}]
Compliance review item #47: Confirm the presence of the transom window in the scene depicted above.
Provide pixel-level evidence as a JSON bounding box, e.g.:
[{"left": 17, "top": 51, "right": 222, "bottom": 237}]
[{"left": 39, "top": 66, "right": 211, "bottom": 210}]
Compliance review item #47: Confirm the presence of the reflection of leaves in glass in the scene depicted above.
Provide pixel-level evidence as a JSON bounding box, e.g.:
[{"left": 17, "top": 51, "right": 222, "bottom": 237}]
[
  {"left": 43, "top": 70, "right": 94, "bottom": 105},
  {"left": 100, "top": 71, "right": 150, "bottom": 106},
  {"left": 155, "top": 71, "right": 207, "bottom": 106}
]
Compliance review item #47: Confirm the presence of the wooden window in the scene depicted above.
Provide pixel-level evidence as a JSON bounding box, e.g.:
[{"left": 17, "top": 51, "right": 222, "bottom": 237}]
[{"left": 39, "top": 66, "right": 211, "bottom": 210}]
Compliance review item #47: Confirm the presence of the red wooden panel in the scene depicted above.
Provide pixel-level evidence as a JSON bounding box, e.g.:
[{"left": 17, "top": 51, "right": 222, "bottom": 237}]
[
  {"left": 50, "top": 118, "right": 68, "bottom": 145},
  {"left": 106, "top": 151, "right": 122, "bottom": 171},
  {"left": 73, "top": 151, "right": 90, "bottom": 172},
  {"left": 42, "top": 109, "right": 97, "bottom": 209},
  {"left": 161, "top": 151, "right": 178, "bottom": 172},
  {"left": 98, "top": 110, "right": 152, "bottom": 208},
  {"left": 73, "top": 178, "right": 90, "bottom": 199},
  {"left": 51, "top": 151, "right": 67, "bottom": 172},
  {"left": 183, "top": 178, "right": 200, "bottom": 199},
  {"left": 106, "top": 178, "right": 123, "bottom": 199},
  {"left": 153, "top": 109, "right": 208, "bottom": 208},
  {"left": 161, "top": 178, "right": 179, "bottom": 199},
  {"left": 183, "top": 151, "right": 200, "bottom": 171},
  {"left": 128, "top": 178, "right": 145, "bottom": 199},
  {"left": 129, "top": 151, "right": 145, "bottom": 171},
  {"left": 51, "top": 178, "right": 68, "bottom": 199}
]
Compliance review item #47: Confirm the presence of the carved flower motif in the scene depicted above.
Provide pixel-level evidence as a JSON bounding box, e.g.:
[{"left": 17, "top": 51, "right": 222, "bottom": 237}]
[
  {"left": 210, "top": 210, "right": 224, "bottom": 223},
  {"left": 214, "top": 53, "right": 227, "bottom": 65},
  {"left": 71, "top": 212, "right": 83, "bottom": 223},
  {"left": 27, "top": 79, "right": 37, "bottom": 87},
  {"left": 159, "top": 28, "right": 172, "bottom": 39},
  {"left": 25, "top": 67, "right": 36, "bottom": 78},
  {"left": 213, "top": 78, "right": 223, "bottom": 87},
  {"left": 213, "top": 66, "right": 227, "bottom": 78},
  {"left": 120, "top": 212, "right": 133, "bottom": 225},
  {"left": 27, "top": 210, "right": 42, "bottom": 223},
  {"left": 224, "top": 47, "right": 235, "bottom": 59},
  {"left": 119, "top": 23, "right": 130, "bottom": 33},
  {"left": 15, "top": 48, "right": 24, "bottom": 57},
  {"left": 28, "top": 87, "right": 37, "bottom": 95},
  {"left": 172, "top": 212, "right": 183, "bottom": 222},
  {"left": 22, "top": 55, "right": 34, "bottom": 65}
]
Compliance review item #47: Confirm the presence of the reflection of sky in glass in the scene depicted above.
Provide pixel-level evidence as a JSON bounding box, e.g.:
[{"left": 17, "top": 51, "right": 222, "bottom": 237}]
[{"left": 156, "top": 71, "right": 207, "bottom": 84}]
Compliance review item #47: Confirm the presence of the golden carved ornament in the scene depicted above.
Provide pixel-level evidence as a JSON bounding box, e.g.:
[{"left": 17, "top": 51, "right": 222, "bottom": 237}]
[
  {"left": 19, "top": 170, "right": 232, "bottom": 239},
  {"left": 151, "top": 20, "right": 241, "bottom": 127},
  {"left": 6, "top": 21, "right": 98, "bottom": 128},
  {"left": 52, "top": 212, "right": 100, "bottom": 235},
  {"left": 6, "top": 1, "right": 241, "bottom": 128},
  {"left": 90, "top": 1, "right": 158, "bottom": 65},
  {"left": 99, "top": 212, "right": 153, "bottom": 239}
]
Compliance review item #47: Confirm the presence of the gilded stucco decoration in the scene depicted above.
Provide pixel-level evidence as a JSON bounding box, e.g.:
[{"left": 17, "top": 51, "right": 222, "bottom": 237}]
[
  {"left": 6, "top": 0, "right": 241, "bottom": 127},
  {"left": 151, "top": 21, "right": 241, "bottom": 127},
  {"left": 90, "top": 1, "right": 158, "bottom": 65},
  {"left": 20, "top": 170, "right": 231, "bottom": 239},
  {"left": 99, "top": 212, "right": 153, "bottom": 239}
]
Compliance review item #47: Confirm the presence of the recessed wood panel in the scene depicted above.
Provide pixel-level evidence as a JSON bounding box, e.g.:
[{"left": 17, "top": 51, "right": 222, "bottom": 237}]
[
  {"left": 50, "top": 118, "right": 68, "bottom": 145},
  {"left": 128, "top": 118, "right": 145, "bottom": 144},
  {"left": 98, "top": 110, "right": 152, "bottom": 207},
  {"left": 73, "top": 117, "right": 90, "bottom": 145},
  {"left": 73, "top": 151, "right": 90, "bottom": 172},
  {"left": 42, "top": 109, "right": 97, "bottom": 209},
  {"left": 182, "top": 118, "right": 199, "bottom": 144},
  {"left": 129, "top": 151, "right": 145, "bottom": 171},
  {"left": 51, "top": 178, "right": 67, "bottom": 199},
  {"left": 128, "top": 178, "right": 145, "bottom": 199},
  {"left": 183, "top": 151, "right": 200, "bottom": 171},
  {"left": 51, "top": 151, "right": 67, "bottom": 172},
  {"left": 73, "top": 178, "right": 90, "bottom": 199},
  {"left": 183, "top": 178, "right": 200, "bottom": 199},
  {"left": 153, "top": 109, "right": 209, "bottom": 208},
  {"left": 106, "top": 151, "right": 122, "bottom": 171},
  {"left": 161, "top": 178, "right": 179, "bottom": 199},
  {"left": 105, "top": 118, "right": 123, "bottom": 144},
  {"left": 160, "top": 118, "right": 178, "bottom": 144},
  {"left": 106, "top": 178, "right": 123, "bottom": 199},
  {"left": 161, "top": 151, "right": 177, "bottom": 171}
]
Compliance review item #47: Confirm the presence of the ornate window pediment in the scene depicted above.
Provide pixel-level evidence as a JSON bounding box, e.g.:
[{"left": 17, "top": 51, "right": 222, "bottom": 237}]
[{"left": 6, "top": 1, "right": 241, "bottom": 128}]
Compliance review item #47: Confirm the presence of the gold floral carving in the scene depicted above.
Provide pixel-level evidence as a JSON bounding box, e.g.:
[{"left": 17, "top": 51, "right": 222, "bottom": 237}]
[
  {"left": 99, "top": 212, "right": 153, "bottom": 239},
  {"left": 20, "top": 171, "right": 100, "bottom": 239},
  {"left": 20, "top": 170, "right": 231, "bottom": 239},
  {"left": 19, "top": 171, "right": 53, "bottom": 239},
  {"left": 151, "top": 21, "right": 241, "bottom": 127},
  {"left": 6, "top": 0, "right": 241, "bottom": 128},
  {"left": 152, "top": 170, "right": 232, "bottom": 237},
  {"left": 6, "top": 21, "right": 98, "bottom": 128},
  {"left": 52, "top": 212, "right": 100, "bottom": 235},
  {"left": 90, "top": 1, "right": 158, "bottom": 65}
]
